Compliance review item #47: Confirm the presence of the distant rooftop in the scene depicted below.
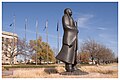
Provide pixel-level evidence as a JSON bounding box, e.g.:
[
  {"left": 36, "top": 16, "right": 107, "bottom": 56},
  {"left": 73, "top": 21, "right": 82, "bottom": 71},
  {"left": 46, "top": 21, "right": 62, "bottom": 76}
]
[{"left": 2, "top": 31, "right": 18, "bottom": 37}]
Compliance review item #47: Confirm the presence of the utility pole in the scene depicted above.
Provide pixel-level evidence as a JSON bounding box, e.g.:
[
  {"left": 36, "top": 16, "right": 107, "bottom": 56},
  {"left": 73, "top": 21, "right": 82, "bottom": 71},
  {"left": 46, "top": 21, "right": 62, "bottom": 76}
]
[{"left": 36, "top": 20, "right": 38, "bottom": 65}]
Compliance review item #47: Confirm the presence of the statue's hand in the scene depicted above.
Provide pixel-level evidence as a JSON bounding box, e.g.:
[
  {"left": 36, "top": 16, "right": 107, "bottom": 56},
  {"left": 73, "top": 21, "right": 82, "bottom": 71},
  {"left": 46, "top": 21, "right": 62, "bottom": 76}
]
[
  {"left": 74, "top": 21, "right": 79, "bottom": 33},
  {"left": 63, "top": 43, "right": 73, "bottom": 48},
  {"left": 75, "top": 21, "right": 77, "bottom": 27},
  {"left": 69, "top": 44, "right": 72, "bottom": 48}
]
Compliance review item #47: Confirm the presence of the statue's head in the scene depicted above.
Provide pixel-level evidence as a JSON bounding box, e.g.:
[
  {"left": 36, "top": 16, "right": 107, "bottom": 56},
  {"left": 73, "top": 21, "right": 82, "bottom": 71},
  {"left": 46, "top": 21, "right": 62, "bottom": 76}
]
[{"left": 64, "top": 8, "right": 72, "bottom": 16}]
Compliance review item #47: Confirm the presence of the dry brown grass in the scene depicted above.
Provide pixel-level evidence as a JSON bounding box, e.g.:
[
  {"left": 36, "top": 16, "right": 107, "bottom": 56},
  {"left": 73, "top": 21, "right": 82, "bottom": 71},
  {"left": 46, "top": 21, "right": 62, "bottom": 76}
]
[
  {"left": 3, "top": 63, "right": 118, "bottom": 78},
  {"left": 9, "top": 68, "right": 47, "bottom": 78},
  {"left": 80, "top": 66, "right": 117, "bottom": 74},
  {"left": 55, "top": 66, "right": 65, "bottom": 73},
  {"left": 79, "top": 63, "right": 118, "bottom": 78}
]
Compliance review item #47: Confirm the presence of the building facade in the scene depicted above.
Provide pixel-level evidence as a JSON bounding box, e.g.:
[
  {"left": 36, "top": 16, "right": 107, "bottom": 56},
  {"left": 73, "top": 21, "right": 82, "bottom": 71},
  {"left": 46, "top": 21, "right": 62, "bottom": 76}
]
[{"left": 2, "top": 31, "right": 18, "bottom": 64}]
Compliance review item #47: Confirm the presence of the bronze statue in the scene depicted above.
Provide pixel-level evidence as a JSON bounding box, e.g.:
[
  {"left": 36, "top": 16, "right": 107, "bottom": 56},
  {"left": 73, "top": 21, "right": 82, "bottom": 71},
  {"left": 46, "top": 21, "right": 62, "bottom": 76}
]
[{"left": 56, "top": 8, "right": 79, "bottom": 72}]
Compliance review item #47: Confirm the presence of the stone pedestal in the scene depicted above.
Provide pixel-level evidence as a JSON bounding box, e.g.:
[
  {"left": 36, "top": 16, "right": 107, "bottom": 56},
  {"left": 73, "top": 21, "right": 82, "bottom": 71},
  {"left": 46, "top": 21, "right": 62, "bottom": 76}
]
[{"left": 60, "top": 69, "right": 88, "bottom": 75}]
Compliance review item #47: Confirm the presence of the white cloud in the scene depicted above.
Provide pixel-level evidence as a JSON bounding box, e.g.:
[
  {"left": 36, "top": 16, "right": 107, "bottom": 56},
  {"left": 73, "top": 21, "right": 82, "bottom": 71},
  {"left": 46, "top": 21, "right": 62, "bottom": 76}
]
[
  {"left": 97, "top": 27, "right": 106, "bottom": 30},
  {"left": 99, "top": 33, "right": 116, "bottom": 40},
  {"left": 109, "top": 40, "right": 117, "bottom": 44},
  {"left": 77, "top": 14, "right": 94, "bottom": 28},
  {"left": 16, "top": 27, "right": 62, "bottom": 39},
  {"left": 99, "top": 33, "right": 117, "bottom": 47},
  {"left": 99, "top": 34, "right": 106, "bottom": 39},
  {"left": 98, "top": 33, "right": 118, "bottom": 54}
]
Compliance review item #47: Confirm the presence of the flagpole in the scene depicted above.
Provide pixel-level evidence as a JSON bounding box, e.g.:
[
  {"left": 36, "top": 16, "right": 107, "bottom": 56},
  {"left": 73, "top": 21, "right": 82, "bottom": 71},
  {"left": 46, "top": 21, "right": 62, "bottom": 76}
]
[
  {"left": 25, "top": 18, "right": 27, "bottom": 65},
  {"left": 36, "top": 20, "right": 38, "bottom": 65},
  {"left": 57, "top": 21, "right": 59, "bottom": 64},
  {"left": 11, "top": 15, "right": 15, "bottom": 65},
  {"left": 46, "top": 20, "right": 48, "bottom": 65}
]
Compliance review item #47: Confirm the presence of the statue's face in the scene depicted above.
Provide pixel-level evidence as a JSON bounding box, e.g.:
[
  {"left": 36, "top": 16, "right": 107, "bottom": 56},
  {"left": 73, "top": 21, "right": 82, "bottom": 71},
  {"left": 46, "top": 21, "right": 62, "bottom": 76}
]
[
  {"left": 64, "top": 8, "right": 72, "bottom": 16},
  {"left": 68, "top": 9, "right": 72, "bottom": 16}
]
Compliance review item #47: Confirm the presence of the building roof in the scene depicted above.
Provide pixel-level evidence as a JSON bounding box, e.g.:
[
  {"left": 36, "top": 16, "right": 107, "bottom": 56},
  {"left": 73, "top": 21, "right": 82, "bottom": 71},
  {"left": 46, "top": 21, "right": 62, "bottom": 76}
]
[{"left": 2, "top": 31, "right": 18, "bottom": 38}]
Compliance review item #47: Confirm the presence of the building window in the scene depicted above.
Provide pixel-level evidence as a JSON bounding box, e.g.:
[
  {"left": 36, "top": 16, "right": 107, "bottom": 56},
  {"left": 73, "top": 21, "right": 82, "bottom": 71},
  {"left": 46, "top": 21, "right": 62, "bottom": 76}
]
[
  {"left": 4, "top": 38, "right": 6, "bottom": 41},
  {"left": 2, "top": 37, "right": 4, "bottom": 41},
  {"left": 6, "top": 38, "right": 9, "bottom": 42},
  {"left": 2, "top": 45, "right": 4, "bottom": 50}
]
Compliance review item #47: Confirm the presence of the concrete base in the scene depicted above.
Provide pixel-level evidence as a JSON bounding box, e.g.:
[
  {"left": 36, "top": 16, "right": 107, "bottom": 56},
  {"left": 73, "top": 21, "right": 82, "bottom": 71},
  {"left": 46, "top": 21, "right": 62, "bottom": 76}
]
[{"left": 60, "top": 69, "right": 88, "bottom": 75}]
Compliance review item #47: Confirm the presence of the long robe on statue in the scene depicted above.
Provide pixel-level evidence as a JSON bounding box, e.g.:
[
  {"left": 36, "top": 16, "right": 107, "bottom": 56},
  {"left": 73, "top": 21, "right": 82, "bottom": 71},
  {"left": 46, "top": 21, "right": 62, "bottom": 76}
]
[{"left": 56, "top": 9, "right": 78, "bottom": 65}]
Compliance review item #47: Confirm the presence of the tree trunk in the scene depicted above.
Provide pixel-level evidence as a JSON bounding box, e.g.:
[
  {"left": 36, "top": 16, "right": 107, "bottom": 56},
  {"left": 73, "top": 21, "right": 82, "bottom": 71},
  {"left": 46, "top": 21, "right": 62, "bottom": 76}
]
[
  {"left": 91, "top": 57, "right": 94, "bottom": 64},
  {"left": 97, "top": 58, "right": 100, "bottom": 65},
  {"left": 40, "top": 59, "right": 41, "bottom": 64},
  {"left": 10, "top": 57, "right": 13, "bottom": 65}
]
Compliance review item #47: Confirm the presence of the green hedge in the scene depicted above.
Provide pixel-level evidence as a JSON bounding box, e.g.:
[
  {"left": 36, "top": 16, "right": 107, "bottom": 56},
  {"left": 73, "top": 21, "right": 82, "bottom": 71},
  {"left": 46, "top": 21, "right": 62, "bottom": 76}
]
[{"left": 3, "top": 65, "right": 56, "bottom": 69}]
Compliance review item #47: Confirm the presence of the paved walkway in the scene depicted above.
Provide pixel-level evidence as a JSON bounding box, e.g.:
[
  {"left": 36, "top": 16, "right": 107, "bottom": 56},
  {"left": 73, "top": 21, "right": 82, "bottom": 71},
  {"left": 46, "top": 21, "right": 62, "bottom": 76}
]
[{"left": 2, "top": 70, "right": 13, "bottom": 76}]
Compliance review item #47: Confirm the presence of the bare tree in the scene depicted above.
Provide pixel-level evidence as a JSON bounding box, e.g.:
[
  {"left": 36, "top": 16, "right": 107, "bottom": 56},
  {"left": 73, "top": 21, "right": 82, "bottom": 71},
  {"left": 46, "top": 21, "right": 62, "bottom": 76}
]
[
  {"left": 17, "top": 38, "right": 33, "bottom": 64},
  {"left": 80, "top": 39, "right": 99, "bottom": 64},
  {"left": 78, "top": 52, "right": 90, "bottom": 64},
  {"left": 80, "top": 39, "right": 115, "bottom": 64},
  {"left": 2, "top": 38, "right": 31, "bottom": 65}
]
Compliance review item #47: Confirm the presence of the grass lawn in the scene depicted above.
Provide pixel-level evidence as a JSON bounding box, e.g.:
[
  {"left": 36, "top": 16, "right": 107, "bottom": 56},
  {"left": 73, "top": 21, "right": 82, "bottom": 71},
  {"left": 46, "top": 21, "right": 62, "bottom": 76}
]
[
  {"left": 2, "top": 63, "right": 118, "bottom": 78},
  {"left": 3, "top": 64, "right": 57, "bottom": 70}
]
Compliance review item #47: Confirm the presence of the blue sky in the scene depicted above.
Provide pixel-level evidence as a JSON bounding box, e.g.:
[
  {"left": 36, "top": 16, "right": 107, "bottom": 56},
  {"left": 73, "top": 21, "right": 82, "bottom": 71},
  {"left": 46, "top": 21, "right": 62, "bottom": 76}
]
[{"left": 2, "top": 2, "right": 118, "bottom": 56}]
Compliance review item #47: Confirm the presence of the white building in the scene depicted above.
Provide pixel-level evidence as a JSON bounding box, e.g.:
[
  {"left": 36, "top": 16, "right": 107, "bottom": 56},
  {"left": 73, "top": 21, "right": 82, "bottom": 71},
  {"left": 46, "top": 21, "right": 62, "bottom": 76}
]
[{"left": 2, "top": 31, "right": 18, "bottom": 64}]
